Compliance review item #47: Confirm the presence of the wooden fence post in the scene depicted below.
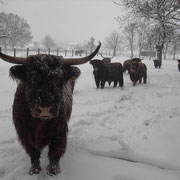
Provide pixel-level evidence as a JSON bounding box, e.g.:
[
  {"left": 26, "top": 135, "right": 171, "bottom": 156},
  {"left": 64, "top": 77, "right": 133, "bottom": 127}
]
[
  {"left": 65, "top": 50, "right": 67, "bottom": 57},
  {"left": 14, "top": 48, "right": 16, "bottom": 57},
  {"left": 27, "top": 48, "right": 29, "bottom": 57},
  {"left": 48, "top": 48, "right": 50, "bottom": 55},
  {"left": 57, "top": 48, "right": 59, "bottom": 56},
  {"left": 72, "top": 50, "right": 74, "bottom": 57},
  {"left": 38, "top": 48, "right": 40, "bottom": 54}
]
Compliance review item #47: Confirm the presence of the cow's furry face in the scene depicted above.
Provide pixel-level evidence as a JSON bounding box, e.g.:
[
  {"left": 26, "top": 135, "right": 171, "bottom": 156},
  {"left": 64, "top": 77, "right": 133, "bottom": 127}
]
[
  {"left": 9, "top": 54, "right": 80, "bottom": 119},
  {"left": 129, "top": 61, "right": 139, "bottom": 74},
  {"left": 102, "top": 58, "right": 111, "bottom": 63},
  {"left": 90, "top": 60, "right": 103, "bottom": 69}
]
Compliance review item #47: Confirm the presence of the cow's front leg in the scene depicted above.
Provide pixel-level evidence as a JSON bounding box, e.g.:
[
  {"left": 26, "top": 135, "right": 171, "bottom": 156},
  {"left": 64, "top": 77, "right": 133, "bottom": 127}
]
[
  {"left": 47, "top": 133, "right": 67, "bottom": 175},
  {"left": 101, "top": 80, "right": 106, "bottom": 89},
  {"left": 25, "top": 145, "right": 41, "bottom": 175},
  {"left": 29, "top": 159, "right": 41, "bottom": 175}
]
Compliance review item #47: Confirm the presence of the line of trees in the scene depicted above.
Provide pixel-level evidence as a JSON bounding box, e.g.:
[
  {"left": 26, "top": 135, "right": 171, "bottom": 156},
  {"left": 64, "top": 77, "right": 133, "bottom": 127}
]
[
  {"left": 2, "top": 0, "right": 180, "bottom": 60},
  {"left": 108, "top": 0, "right": 180, "bottom": 60}
]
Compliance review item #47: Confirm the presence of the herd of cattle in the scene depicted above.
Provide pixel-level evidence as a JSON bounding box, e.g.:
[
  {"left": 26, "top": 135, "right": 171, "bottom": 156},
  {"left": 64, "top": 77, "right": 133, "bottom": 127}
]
[
  {"left": 0, "top": 42, "right": 179, "bottom": 176},
  {"left": 90, "top": 57, "right": 180, "bottom": 89},
  {"left": 90, "top": 56, "right": 147, "bottom": 88}
]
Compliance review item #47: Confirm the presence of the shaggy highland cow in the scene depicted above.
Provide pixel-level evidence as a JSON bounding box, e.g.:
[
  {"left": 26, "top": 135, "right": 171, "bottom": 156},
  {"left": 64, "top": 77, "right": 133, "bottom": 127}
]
[
  {"left": 129, "top": 61, "right": 147, "bottom": 86},
  {"left": 0, "top": 43, "right": 101, "bottom": 175},
  {"left": 107, "top": 62, "right": 124, "bottom": 88},
  {"left": 90, "top": 60, "right": 123, "bottom": 88},
  {"left": 177, "top": 59, "right": 180, "bottom": 71},
  {"left": 90, "top": 59, "right": 108, "bottom": 88},
  {"left": 153, "top": 59, "right": 162, "bottom": 68}
]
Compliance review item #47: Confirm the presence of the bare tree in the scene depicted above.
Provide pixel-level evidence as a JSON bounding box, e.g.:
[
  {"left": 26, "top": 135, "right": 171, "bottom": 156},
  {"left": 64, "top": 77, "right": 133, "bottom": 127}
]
[
  {"left": 32, "top": 41, "right": 40, "bottom": 49},
  {"left": 104, "top": 31, "right": 121, "bottom": 56},
  {"left": 42, "top": 35, "right": 56, "bottom": 49},
  {"left": 136, "top": 20, "right": 150, "bottom": 57},
  {"left": 86, "top": 37, "right": 96, "bottom": 53},
  {"left": 114, "top": 0, "right": 180, "bottom": 61},
  {"left": 168, "top": 32, "right": 180, "bottom": 60},
  {"left": 123, "top": 22, "right": 137, "bottom": 57},
  {"left": 0, "top": 12, "right": 33, "bottom": 52}
]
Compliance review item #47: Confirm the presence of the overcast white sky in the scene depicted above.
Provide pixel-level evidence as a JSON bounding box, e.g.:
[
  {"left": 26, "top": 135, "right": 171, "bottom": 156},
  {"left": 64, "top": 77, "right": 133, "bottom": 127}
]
[{"left": 2, "top": 0, "right": 122, "bottom": 44}]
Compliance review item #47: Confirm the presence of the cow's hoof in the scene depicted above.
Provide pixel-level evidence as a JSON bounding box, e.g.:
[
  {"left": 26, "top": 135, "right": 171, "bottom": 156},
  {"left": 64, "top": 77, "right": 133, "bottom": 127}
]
[
  {"left": 29, "top": 165, "right": 41, "bottom": 175},
  {"left": 46, "top": 162, "right": 60, "bottom": 176}
]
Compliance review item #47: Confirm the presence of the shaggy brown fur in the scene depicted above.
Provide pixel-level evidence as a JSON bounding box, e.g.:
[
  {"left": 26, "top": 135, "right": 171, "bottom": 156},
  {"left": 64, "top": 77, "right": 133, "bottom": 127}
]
[
  {"left": 123, "top": 58, "right": 142, "bottom": 73},
  {"left": 129, "top": 61, "right": 147, "bottom": 86},
  {"left": 123, "top": 59, "right": 132, "bottom": 73},
  {"left": 131, "top": 58, "right": 142, "bottom": 62},
  {"left": 10, "top": 54, "right": 80, "bottom": 175}
]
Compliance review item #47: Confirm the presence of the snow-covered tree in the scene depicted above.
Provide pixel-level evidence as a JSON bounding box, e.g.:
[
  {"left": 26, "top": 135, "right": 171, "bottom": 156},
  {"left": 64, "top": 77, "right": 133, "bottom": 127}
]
[
  {"left": 123, "top": 22, "right": 137, "bottom": 57},
  {"left": 42, "top": 35, "right": 56, "bottom": 49},
  {"left": 0, "top": 12, "right": 33, "bottom": 51},
  {"left": 115, "top": 0, "right": 180, "bottom": 61},
  {"left": 86, "top": 37, "right": 96, "bottom": 53},
  {"left": 104, "top": 31, "right": 121, "bottom": 56}
]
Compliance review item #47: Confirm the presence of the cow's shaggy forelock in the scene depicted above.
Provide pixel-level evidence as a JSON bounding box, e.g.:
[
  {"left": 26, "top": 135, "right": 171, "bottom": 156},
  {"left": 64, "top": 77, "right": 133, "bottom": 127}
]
[
  {"left": 10, "top": 54, "right": 81, "bottom": 119},
  {"left": 23, "top": 55, "right": 66, "bottom": 115}
]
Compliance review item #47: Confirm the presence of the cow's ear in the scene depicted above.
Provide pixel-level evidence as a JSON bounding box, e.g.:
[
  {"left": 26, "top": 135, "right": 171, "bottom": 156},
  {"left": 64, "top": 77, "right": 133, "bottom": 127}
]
[
  {"left": 9, "top": 65, "right": 26, "bottom": 81},
  {"left": 66, "top": 66, "right": 81, "bottom": 81}
]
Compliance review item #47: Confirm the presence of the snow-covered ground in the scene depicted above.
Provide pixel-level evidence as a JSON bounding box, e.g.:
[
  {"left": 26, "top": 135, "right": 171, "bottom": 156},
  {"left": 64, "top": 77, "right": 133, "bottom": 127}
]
[{"left": 0, "top": 56, "right": 180, "bottom": 180}]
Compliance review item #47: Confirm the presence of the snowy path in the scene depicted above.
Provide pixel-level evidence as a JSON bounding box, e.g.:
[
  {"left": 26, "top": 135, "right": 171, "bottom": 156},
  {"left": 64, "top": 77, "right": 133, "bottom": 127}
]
[{"left": 0, "top": 58, "right": 180, "bottom": 180}]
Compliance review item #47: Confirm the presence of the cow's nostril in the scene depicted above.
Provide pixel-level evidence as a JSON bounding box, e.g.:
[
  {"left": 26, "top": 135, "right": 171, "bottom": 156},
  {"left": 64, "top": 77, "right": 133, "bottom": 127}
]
[{"left": 36, "top": 107, "right": 42, "bottom": 114}]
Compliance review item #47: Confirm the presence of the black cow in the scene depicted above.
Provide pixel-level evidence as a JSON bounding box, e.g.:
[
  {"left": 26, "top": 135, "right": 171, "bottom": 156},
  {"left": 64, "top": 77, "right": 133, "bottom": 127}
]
[
  {"left": 0, "top": 43, "right": 101, "bottom": 175},
  {"left": 129, "top": 61, "right": 147, "bottom": 86},
  {"left": 90, "top": 60, "right": 123, "bottom": 89},
  {"left": 177, "top": 59, "right": 180, "bottom": 71},
  {"left": 153, "top": 59, "right": 162, "bottom": 68}
]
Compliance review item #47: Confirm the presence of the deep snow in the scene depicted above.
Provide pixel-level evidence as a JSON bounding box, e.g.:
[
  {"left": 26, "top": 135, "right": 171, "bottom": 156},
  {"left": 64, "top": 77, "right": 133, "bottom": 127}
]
[{"left": 0, "top": 56, "right": 180, "bottom": 180}]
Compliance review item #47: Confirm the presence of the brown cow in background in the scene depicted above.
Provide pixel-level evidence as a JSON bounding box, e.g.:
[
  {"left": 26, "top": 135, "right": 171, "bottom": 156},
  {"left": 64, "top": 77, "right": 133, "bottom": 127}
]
[
  {"left": 129, "top": 61, "right": 147, "bottom": 86},
  {"left": 123, "top": 58, "right": 142, "bottom": 73}
]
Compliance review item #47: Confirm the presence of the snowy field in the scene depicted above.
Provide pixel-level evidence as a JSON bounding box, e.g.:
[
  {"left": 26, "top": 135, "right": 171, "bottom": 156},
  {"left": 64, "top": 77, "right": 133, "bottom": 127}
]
[{"left": 0, "top": 56, "right": 180, "bottom": 180}]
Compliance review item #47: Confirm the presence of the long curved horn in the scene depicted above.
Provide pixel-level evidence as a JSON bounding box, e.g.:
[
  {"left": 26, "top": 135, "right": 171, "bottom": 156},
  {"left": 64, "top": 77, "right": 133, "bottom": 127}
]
[
  {"left": 109, "top": 54, "right": 115, "bottom": 59},
  {"left": 0, "top": 52, "right": 27, "bottom": 64},
  {"left": 101, "top": 53, "right": 114, "bottom": 59},
  {"left": 62, "top": 42, "right": 101, "bottom": 65},
  {"left": 100, "top": 53, "right": 105, "bottom": 59}
]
